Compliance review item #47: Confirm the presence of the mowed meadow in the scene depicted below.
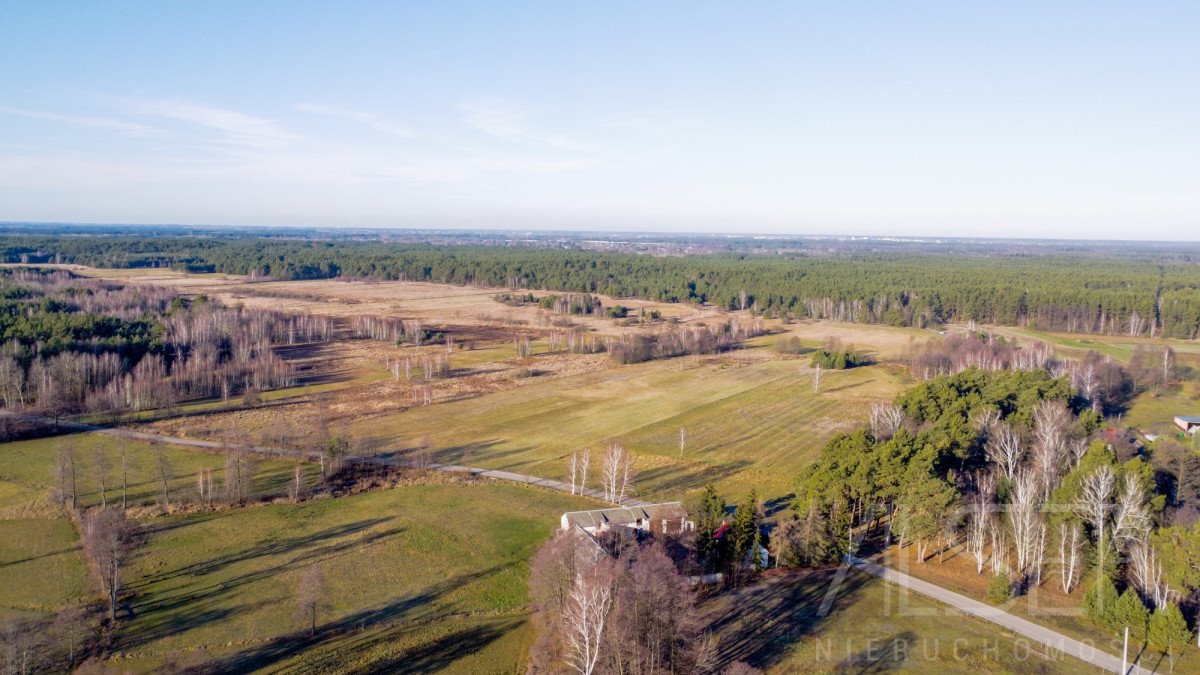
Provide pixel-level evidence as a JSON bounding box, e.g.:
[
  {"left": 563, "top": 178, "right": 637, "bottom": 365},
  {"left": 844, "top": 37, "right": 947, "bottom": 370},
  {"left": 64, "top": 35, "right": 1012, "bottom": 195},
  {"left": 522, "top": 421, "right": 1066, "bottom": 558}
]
[
  {"left": 109, "top": 481, "right": 594, "bottom": 673},
  {"left": 0, "top": 432, "right": 322, "bottom": 622},
  {"left": 352, "top": 352, "right": 908, "bottom": 501}
]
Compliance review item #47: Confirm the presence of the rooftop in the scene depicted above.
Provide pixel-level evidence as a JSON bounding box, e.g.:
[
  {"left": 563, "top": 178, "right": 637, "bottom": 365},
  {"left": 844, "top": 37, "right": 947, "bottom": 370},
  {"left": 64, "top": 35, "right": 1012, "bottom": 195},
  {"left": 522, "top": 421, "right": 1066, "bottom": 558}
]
[{"left": 561, "top": 502, "right": 687, "bottom": 531}]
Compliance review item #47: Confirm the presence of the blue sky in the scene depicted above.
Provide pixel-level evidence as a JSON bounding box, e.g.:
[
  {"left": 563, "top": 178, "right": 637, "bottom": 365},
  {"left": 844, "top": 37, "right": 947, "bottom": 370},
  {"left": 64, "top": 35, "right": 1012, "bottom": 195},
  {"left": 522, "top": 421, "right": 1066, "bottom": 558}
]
[{"left": 1, "top": 2, "right": 1197, "bottom": 239}]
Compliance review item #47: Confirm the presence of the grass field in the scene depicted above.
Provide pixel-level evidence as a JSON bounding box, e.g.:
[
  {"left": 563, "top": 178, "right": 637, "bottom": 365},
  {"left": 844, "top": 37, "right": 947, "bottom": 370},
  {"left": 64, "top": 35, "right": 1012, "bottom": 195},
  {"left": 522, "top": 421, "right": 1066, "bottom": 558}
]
[
  {"left": 0, "top": 433, "right": 320, "bottom": 517},
  {"left": 0, "top": 432, "right": 322, "bottom": 624},
  {"left": 0, "top": 518, "right": 90, "bottom": 619},
  {"left": 985, "top": 325, "right": 1200, "bottom": 364},
  {"left": 108, "top": 481, "right": 594, "bottom": 673},
  {"left": 350, "top": 354, "right": 908, "bottom": 502},
  {"left": 1124, "top": 380, "right": 1200, "bottom": 438},
  {"left": 703, "top": 569, "right": 1085, "bottom": 673}
]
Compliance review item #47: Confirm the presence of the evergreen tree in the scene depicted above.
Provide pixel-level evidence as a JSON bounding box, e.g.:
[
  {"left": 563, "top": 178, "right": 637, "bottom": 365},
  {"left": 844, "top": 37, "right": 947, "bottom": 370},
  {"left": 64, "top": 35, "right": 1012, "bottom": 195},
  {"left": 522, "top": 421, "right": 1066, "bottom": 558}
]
[
  {"left": 692, "top": 484, "right": 727, "bottom": 572},
  {"left": 1148, "top": 602, "right": 1192, "bottom": 673},
  {"left": 1082, "top": 575, "right": 1120, "bottom": 629},
  {"left": 1112, "top": 588, "right": 1150, "bottom": 643}
]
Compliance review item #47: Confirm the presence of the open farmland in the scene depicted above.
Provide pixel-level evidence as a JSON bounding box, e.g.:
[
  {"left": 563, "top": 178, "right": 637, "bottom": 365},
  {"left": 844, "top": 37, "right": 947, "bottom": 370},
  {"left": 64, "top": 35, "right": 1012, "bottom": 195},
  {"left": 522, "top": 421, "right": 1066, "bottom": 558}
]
[
  {"left": 107, "top": 480, "right": 594, "bottom": 673},
  {"left": 136, "top": 348, "right": 907, "bottom": 503},
  {"left": 348, "top": 354, "right": 907, "bottom": 501},
  {"left": 981, "top": 324, "right": 1200, "bottom": 365},
  {"left": 45, "top": 267, "right": 922, "bottom": 503},
  {"left": 69, "top": 267, "right": 710, "bottom": 335}
]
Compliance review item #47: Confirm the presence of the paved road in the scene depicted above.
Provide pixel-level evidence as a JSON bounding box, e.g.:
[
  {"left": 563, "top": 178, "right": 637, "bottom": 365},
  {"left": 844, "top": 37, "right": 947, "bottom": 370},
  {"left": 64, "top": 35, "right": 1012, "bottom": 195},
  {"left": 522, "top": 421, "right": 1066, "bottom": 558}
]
[{"left": 850, "top": 556, "right": 1148, "bottom": 674}]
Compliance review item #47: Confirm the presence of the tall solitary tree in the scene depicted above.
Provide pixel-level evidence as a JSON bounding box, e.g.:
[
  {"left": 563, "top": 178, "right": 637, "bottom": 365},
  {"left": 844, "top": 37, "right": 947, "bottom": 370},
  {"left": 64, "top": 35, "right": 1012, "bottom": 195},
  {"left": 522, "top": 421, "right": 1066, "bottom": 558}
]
[
  {"left": 82, "top": 508, "right": 134, "bottom": 622},
  {"left": 294, "top": 565, "right": 332, "bottom": 638},
  {"left": 93, "top": 446, "right": 110, "bottom": 509}
]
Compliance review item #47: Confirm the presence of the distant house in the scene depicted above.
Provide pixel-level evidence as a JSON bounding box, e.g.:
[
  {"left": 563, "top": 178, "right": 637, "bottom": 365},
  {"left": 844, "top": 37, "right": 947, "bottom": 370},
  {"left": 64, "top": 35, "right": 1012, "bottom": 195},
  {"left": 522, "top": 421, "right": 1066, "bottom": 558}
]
[
  {"left": 560, "top": 502, "right": 692, "bottom": 535},
  {"left": 1175, "top": 416, "right": 1200, "bottom": 434}
]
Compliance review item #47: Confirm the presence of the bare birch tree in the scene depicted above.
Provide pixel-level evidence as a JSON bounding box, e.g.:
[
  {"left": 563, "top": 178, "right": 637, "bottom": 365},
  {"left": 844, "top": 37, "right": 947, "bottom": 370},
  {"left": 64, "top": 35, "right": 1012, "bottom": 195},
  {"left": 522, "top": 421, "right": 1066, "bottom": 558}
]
[
  {"left": 568, "top": 452, "right": 579, "bottom": 495},
  {"left": 563, "top": 564, "right": 615, "bottom": 675},
  {"left": 579, "top": 448, "right": 590, "bottom": 495},
  {"left": 678, "top": 426, "right": 687, "bottom": 458},
  {"left": 1008, "top": 470, "right": 1042, "bottom": 580},
  {"left": 985, "top": 423, "right": 1023, "bottom": 482},
  {"left": 869, "top": 403, "right": 906, "bottom": 440},
  {"left": 988, "top": 519, "right": 1009, "bottom": 574},
  {"left": 294, "top": 565, "right": 331, "bottom": 637},
  {"left": 92, "top": 447, "right": 110, "bottom": 509},
  {"left": 1128, "top": 543, "right": 1171, "bottom": 608},
  {"left": 1113, "top": 477, "right": 1152, "bottom": 550},
  {"left": 600, "top": 444, "right": 633, "bottom": 504},
  {"left": 119, "top": 445, "right": 128, "bottom": 509},
  {"left": 1161, "top": 346, "right": 1176, "bottom": 389},
  {"left": 1079, "top": 464, "right": 1115, "bottom": 570},
  {"left": 967, "top": 473, "right": 995, "bottom": 575},
  {"left": 82, "top": 508, "right": 133, "bottom": 622},
  {"left": 811, "top": 364, "right": 823, "bottom": 393},
  {"left": 1031, "top": 400, "right": 1071, "bottom": 499},
  {"left": 1058, "top": 521, "right": 1082, "bottom": 593},
  {"left": 154, "top": 446, "right": 173, "bottom": 508},
  {"left": 54, "top": 445, "right": 77, "bottom": 509}
]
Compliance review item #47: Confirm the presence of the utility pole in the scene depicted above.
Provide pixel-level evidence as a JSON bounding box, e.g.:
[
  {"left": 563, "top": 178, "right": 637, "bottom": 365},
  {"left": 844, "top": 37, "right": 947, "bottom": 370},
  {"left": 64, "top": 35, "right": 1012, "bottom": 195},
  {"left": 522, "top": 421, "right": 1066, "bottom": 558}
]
[{"left": 1121, "top": 626, "right": 1128, "bottom": 675}]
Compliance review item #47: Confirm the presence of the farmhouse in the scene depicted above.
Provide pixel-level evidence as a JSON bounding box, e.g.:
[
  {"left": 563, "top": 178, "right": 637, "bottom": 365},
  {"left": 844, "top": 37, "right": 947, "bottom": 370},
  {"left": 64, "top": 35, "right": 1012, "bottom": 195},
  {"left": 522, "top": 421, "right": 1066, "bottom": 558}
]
[
  {"left": 560, "top": 502, "right": 692, "bottom": 535},
  {"left": 1175, "top": 416, "right": 1200, "bottom": 434}
]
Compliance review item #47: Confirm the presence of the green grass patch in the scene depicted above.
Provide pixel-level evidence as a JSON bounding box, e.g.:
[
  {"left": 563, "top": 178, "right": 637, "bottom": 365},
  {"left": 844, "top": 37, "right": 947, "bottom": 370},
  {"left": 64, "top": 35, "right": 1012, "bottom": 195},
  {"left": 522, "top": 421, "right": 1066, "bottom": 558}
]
[
  {"left": 0, "top": 518, "right": 90, "bottom": 617},
  {"left": 0, "top": 433, "right": 319, "bottom": 515},
  {"left": 110, "top": 481, "right": 593, "bottom": 673}
]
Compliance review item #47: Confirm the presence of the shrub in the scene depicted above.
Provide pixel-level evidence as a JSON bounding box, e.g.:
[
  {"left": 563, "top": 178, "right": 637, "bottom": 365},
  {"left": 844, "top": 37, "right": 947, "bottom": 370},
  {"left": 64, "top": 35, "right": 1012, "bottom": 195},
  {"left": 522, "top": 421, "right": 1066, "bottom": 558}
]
[
  {"left": 809, "top": 349, "right": 870, "bottom": 369},
  {"left": 987, "top": 573, "right": 1012, "bottom": 604}
]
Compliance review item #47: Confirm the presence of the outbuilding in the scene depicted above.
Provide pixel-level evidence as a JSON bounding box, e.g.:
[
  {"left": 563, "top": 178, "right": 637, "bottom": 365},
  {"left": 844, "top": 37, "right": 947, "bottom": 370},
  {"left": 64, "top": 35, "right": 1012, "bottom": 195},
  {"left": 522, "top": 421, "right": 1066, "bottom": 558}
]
[{"left": 1174, "top": 416, "right": 1200, "bottom": 434}]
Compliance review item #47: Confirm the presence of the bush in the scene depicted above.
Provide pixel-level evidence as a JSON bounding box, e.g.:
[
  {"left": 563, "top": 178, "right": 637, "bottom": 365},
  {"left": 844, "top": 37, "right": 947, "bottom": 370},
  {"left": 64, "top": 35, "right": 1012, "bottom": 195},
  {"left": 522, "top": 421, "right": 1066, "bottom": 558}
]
[
  {"left": 809, "top": 349, "right": 869, "bottom": 369},
  {"left": 607, "top": 305, "right": 629, "bottom": 318},
  {"left": 987, "top": 573, "right": 1012, "bottom": 604},
  {"left": 775, "top": 336, "right": 804, "bottom": 355}
]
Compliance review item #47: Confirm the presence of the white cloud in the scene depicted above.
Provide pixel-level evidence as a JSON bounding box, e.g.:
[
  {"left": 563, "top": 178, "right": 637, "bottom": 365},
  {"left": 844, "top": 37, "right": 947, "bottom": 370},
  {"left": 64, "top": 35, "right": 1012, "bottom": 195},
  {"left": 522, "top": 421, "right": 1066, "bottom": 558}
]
[
  {"left": 0, "top": 106, "right": 158, "bottom": 136},
  {"left": 457, "top": 98, "right": 600, "bottom": 154},
  {"left": 127, "top": 99, "right": 298, "bottom": 149},
  {"left": 295, "top": 103, "right": 417, "bottom": 139}
]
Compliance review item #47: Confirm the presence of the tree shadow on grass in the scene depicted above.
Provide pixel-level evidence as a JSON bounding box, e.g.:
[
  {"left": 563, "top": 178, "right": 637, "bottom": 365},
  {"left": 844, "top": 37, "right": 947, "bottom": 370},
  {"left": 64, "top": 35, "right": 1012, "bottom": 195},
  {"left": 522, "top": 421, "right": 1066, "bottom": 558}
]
[
  {"left": 833, "top": 630, "right": 917, "bottom": 673},
  {"left": 635, "top": 459, "right": 754, "bottom": 496},
  {"left": 132, "top": 517, "right": 394, "bottom": 588},
  {"left": 702, "top": 568, "right": 870, "bottom": 672},
  {"left": 185, "top": 564, "right": 520, "bottom": 674},
  {"left": 119, "top": 519, "right": 400, "bottom": 650},
  {"left": 763, "top": 493, "right": 794, "bottom": 517}
]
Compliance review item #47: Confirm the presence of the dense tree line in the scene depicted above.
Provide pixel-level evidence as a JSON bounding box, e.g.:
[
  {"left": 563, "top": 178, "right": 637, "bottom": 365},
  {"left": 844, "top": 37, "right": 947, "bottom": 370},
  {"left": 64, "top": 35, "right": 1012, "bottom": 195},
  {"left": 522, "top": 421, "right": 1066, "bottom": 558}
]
[{"left": 5, "top": 234, "right": 1200, "bottom": 337}]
